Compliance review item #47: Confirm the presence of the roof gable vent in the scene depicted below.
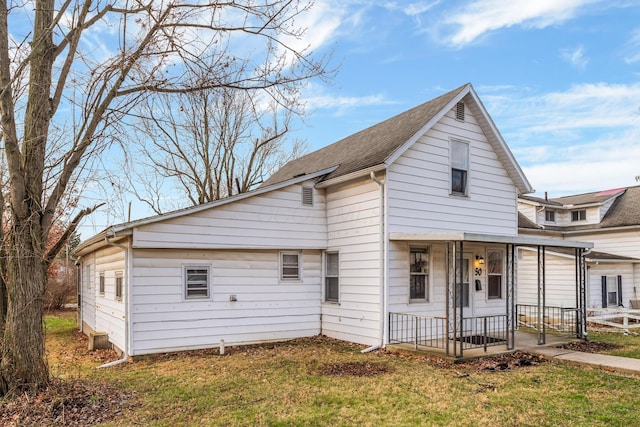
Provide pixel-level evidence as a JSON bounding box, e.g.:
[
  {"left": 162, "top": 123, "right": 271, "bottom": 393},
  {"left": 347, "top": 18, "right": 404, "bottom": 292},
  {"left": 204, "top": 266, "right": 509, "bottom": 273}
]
[
  {"left": 455, "top": 102, "right": 465, "bottom": 121},
  {"left": 302, "top": 187, "right": 313, "bottom": 206}
]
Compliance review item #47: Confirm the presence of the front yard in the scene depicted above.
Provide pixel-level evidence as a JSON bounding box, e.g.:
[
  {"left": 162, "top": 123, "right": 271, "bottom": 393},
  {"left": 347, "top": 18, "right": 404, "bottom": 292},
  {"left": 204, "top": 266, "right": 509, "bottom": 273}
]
[{"left": 2, "top": 312, "right": 640, "bottom": 426}]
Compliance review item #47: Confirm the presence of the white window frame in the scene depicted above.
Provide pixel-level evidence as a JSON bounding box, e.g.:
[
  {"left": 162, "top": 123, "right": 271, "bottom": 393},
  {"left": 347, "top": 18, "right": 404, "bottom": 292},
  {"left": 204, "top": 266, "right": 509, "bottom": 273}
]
[
  {"left": 409, "top": 247, "right": 429, "bottom": 302},
  {"left": 280, "top": 251, "right": 302, "bottom": 282},
  {"left": 324, "top": 251, "right": 339, "bottom": 303},
  {"left": 455, "top": 257, "right": 470, "bottom": 308},
  {"left": 115, "top": 271, "right": 123, "bottom": 302},
  {"left": 606, "top": 276, "right": 618, "bottom": 306},
  {"left": 487, "top": 249, "right": 503, "bottom": 300},
  {"left": 545, "top": 210, "right": 555, "bottom": 222},
  {"left": 184, "top": 265, "right": 211, "bottom": 300},
  {"left": 571, "top": 209, "right": 586, "bottom": 222},
  {"left": 450, "top": 139, "right": 469, "bottom": 196},
  {"left": 99, "top": 272, "right": 105, "bottom": 296}
]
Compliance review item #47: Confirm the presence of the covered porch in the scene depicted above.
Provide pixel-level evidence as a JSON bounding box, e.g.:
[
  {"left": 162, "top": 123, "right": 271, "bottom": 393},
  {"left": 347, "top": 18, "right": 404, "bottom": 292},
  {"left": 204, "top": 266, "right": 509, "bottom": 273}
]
[{"left": 387, "top": 232, "right": 592, "bottom": 359}]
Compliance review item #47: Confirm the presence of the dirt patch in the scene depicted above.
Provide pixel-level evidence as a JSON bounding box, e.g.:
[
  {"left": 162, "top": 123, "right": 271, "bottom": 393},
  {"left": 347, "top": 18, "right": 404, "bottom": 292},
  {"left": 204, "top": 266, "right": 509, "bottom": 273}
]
[
  {"left": 558, "top": 340, "right": 622, "bottom": 353},
  {"left": 317, "top": 361, "right": 390, "bottom": 377},
  {"left": 0, "top": 378, "right": 137, "bottom": 427}
]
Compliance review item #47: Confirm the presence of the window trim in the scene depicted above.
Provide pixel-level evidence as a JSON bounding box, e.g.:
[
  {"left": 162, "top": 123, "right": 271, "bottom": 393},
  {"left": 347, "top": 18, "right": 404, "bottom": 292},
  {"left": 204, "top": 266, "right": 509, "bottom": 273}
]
[
  {"left": 280, "top": 251, "right": 302, "bottom": 282},
  {"left": 545, "top": 210, "right": 555, "bottom": 223},
  {"left": 184, "top": 265, "right": 211, "bottom": 300},
  {"left": 571, "top": 209, "right": 587, "bottom": 222},
  {"left": 324, "top": 251, "right": 339, "bottom": 303},
  {"left": 99, "top": 272, "right": 105, "bottom": 296},
  {"left": 115, "top": 271, "right": 123, "bottom": 302},
  {"left": 450, "top": 139, "right": 470, "bottom": 196},
  {"left": 409, "top": 246, "right": 430, "bottom": 302},
  {"left": 486, "top": 249, "right": 503, "bottom": 300}
]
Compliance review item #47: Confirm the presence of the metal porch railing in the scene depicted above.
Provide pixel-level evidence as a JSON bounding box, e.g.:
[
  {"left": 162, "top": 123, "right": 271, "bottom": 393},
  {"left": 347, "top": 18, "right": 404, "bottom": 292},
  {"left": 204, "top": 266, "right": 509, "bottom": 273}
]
[{"left": 516, "top": 304, "right": 579, "bottom": 335}]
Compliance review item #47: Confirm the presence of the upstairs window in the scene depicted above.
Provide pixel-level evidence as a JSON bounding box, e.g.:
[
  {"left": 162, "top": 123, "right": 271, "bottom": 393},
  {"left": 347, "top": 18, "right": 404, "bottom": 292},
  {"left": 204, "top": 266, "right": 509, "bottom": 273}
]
[
  {"left": 185, "top": 266, "right": 210, "bottom": 299},
  {"left": 571, "top": 209, "right": 586, "bottom": 222},
  {"left": 545, "top": 210, "right": 555, "bottom": 222},
  {"left": 325, "top": 252, "right": 339, "bottom": 302},
  {"left": 409, "top": 248, "right": 429, "bottom": 301},
  {"left": 280, "top": 252, "right": 301, "bottom": 281},
  {"left": 451, "top": 140, "right": 469, "bottom": 195}
]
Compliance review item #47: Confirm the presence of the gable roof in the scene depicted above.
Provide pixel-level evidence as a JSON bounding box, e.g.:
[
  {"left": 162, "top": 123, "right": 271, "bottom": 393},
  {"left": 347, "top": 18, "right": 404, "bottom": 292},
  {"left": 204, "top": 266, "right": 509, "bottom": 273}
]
[{"left": 263, "top": 83, "right": 533, "bottom": 194}]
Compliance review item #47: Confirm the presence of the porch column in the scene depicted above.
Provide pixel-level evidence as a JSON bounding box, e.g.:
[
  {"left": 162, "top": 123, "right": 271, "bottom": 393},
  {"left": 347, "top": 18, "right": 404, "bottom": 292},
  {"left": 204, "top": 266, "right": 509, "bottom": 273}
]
[
  {"left": 575, "top": 247, "right": 587, "bottom": 339},
  {"left": 457, "top": 241, "right": 464, "bottom": 358},
  {"left": 537, "top": 246, "right": 546, "bottom": 345},
  {"left": 506, "top": 244, "right": 515, "bottom": 350}
]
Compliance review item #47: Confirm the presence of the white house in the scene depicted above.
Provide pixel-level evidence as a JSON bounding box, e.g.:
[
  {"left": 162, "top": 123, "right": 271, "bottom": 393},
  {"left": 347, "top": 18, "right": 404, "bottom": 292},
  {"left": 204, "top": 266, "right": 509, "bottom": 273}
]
[
  {"left": 75, "top": 83, "right": 592, "bottom": 360},
  {"left": 518, "top": 187, "right": 640, "bottom": 311}
]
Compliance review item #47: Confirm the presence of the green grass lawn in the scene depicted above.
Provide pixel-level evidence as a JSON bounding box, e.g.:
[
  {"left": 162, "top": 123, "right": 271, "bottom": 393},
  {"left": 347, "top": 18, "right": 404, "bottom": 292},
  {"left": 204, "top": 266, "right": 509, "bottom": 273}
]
[
  {"left": 42, "top": 314, "right": 640, "bottom": 427},
  {"left": 587, "top": 331, "right": 640, "bottom": 359}
]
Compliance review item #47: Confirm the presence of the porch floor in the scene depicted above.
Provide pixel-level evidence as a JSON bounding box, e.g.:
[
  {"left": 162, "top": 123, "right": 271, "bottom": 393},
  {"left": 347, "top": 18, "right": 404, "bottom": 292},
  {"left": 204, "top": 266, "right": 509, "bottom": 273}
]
[{"left": 386, "top": 330, "right": 577, "bottom": 360}]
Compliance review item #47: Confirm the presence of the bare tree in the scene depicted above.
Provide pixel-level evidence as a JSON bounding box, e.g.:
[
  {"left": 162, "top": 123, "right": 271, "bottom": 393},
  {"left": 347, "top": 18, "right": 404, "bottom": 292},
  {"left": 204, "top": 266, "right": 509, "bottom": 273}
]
[
  {"left": 129, "top": 77, "right": 306, "bottom": 214},
  {"left": 0, "top": 0, "right": 330, "bottom": 394}
]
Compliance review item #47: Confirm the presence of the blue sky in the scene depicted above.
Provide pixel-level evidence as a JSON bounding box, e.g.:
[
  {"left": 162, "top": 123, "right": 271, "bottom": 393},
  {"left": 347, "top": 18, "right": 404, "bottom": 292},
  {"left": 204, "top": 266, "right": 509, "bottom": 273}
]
[
  {"left": 291, "top": 0, "right": 640, "bottom": 196},
  {"left": 73, "top": 0, "right": 640, "bottom": 237}
]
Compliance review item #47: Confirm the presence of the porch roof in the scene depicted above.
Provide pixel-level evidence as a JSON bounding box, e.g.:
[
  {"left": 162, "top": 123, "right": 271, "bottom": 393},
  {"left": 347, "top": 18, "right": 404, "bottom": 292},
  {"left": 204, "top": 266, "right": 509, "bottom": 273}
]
[{"left": 389, "top": 232, "right": 593, "bottom": 249}]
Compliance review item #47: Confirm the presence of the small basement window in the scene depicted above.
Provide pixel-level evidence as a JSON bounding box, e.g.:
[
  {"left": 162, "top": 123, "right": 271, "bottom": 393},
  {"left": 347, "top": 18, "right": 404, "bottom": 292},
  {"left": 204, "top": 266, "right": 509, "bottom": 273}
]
[
  {"left": 302, "top": 187, "right": 313, "bottom": 206},
  {"left": 455, "top": 102, "right": 465, "bottom": 121},
  {"left": 185, "top": 266, "right": 210, "bottom": 299}
]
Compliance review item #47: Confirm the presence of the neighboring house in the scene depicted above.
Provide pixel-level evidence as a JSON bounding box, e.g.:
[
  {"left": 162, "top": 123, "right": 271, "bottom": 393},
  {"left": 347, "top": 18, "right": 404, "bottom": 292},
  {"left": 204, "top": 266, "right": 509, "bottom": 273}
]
[
  {"left": 75, "top": 83, "right": 591, "bottom": 360},
  {"left": 518, "top": 187, "right": 640, "bottom": 310}
]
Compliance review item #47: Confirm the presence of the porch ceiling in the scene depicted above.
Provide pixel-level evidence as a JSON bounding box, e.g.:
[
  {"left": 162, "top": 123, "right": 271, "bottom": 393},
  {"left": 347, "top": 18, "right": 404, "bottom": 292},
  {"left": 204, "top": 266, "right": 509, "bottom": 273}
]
[{"left": 389, "top": 232, "right": 594, "bottom": 249}]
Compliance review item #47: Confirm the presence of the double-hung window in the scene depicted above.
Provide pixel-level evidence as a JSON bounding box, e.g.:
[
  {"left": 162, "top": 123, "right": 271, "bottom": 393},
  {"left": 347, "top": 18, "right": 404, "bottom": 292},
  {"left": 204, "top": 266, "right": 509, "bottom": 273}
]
[
  {"left": 451, "top": 139, "right": 469, "bottom": 195},
  {"left": 455, "top": 258, "right": 470, "bottom": 308},
  {"left": 185, "top": 266, "right": 210, "bottom": 299},
  {"left": 280, "top": 252, "right": 301, "bottom": 281},
  {"left": 99, "top": 273, "right": 105, "bottom": 295},
  {"left": 487, "top": 250, "right": 503, "bottom": 299},
  {"left": 601, "top": 275, "right": 622, "bottom": 307},
  {"left": 115, "top": 272, "right": 123, "bottom": 301},
  {"left": 325, "top": 252, "right": 339, "bottom": 302},
  {"left": 545, "top": 210, "right": 555, "bottom": 222},
  {"left": 410, "top": 248, "right": 429, "bottom": 301},
  {"left": 571, "top": 209, "right": 586, "bottom": 222}
]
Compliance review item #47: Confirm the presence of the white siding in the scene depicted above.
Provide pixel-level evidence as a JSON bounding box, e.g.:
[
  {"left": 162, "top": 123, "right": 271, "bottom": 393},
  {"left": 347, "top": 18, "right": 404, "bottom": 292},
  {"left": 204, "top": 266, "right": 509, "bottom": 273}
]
[
  {"left": 518, "top": 202, "right": 537, "bottom": 224},
  {"left": 587, "top": 264, "right": 635, "bottom": 309},
  {"left": 130, "top": 248, "right": 322, "bottom": 355},
  {"left": 387, "top": 106, "right": 518, "bottom": 236},
  {"left": 133, "top": 181, "right": 326, "bottom": 250},
  {"left": 574, "top": 229, "right": 640, "bottom": 259},
  {"left": 81, "top": 254, "right": 96, "bottom": 332},
  {"left": 321, "top": 178, "right": 381, "bottom": 346},
  {"left": 517, "top": 249, "right": 578, "bottom": 308},
  {"left": 93, "top": 245, "right": 127, "bottom": 351}
]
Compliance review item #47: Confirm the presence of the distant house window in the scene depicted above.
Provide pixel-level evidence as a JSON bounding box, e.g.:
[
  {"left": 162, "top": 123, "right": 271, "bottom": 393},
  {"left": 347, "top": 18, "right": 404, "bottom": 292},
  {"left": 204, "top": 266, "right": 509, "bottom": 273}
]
[
  {"left": 115, "top": 272, "right": 123, "bottom": 301},
  {"left": 455, "top": 102, "right": 465, "bottom": 121},
  {"left": 280, "top": 252, "right": 301, "bottom": 281},
  {"left": 545, "top": 210, "right": 555, "bottom": 222},
  {"left": 185, "top": 266, "right": 210, "bottom": 299},
  {"left": 99, "top": 273, "right": 105, "bottom": 295},
  {"left": 325, "top": 252, "right": 339, "bottom": 302},
  {"left": 302, "top": 187, "right": 314, "bottom": 206},
  {"left": 450, "top": 140, "right": 469, "bottom": 195},
  {"left": 410, "top": 248, "right": 429, "bottom": 301},
  {"left": 601, "top": 275, "right": 622, "bottom": 308},
  {"left": 487, "top": 250, "right": 503, "bottom": 299},
  {"left": 571, "top": 210, "right": 586, "bottom": 221}
]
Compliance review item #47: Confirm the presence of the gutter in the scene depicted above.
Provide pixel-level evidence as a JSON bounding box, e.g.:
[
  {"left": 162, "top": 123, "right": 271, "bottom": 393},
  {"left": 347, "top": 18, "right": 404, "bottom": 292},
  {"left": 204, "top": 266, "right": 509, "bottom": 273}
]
[
  {"left": 362, "top": 171, "right": 387, "bottom": 353},
  {"left": 98, "top": 230, "right": 132, "bottom": 368}
]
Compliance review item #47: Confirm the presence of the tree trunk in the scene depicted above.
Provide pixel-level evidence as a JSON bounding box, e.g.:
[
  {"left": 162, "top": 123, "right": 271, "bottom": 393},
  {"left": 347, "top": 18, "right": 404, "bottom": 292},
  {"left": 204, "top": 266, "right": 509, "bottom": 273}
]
[{"left": 0, "top": 219, "right": 49, "bottom": 393}]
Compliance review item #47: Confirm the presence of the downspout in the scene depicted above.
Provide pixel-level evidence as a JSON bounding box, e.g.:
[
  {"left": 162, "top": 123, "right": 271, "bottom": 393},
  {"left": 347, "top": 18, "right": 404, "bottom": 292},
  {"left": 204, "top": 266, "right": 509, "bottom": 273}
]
[
  {"left": 362, "top": 171, "right": 386, "bottom": 353},
  {"left": 98, "top": 231, "right": 132, "bottom": 368}
]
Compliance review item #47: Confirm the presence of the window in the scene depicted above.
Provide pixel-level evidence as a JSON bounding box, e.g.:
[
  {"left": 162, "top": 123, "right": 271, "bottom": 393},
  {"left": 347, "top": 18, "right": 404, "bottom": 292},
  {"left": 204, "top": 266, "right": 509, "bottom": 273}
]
[
  {"left": 99, "top": 273, "right": 105, "bottom": 295},
  {"left": 487, "top": 250, "right": 503, "bottom": 299},
  {"left": 451, "top": 140, "right": 469, "bottom": 195},
  {"left": 545, "top": 210, "right": 555, "bottom": 222},
  {"left": 280, "top": 252, "right": 301, "bottom": 281},
  {"left": 325, "top": 252, "right": 339, "bottom": 302},
  {"left": 571, "top": 209, "right": 586, "bottom": 221},
  {"left": 302, "top": 187, "right": 314, "bottom": 206},
  {"left": 185, "top": 266, "right": 210, "bottom": 299},
  {"left": 410, "top": 248, "right": 429, "bottom": 300},
  {"left": 115, "top": 272, "right": 123, "bottom": 301},
  {"left": 601, "top": 275, "right": 622, "bottom": 307},
  {"left": 455, "top": 258, "right": 470, "bottom": 308},
  {"left": 455, "top": 102, "right": 465, "bottom": 121}
]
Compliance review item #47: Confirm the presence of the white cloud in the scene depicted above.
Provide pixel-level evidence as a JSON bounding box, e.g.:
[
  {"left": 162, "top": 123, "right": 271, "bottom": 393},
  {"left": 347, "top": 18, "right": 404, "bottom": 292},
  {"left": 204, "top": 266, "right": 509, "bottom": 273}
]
[
  {"left": 560, "top": 45, "right": 589, "bottom": 69},
  {"left": 301, "top": 83, "right": 395, "bottom": 115},
  {"left": 481, "top": 83, "right": 640, "bottom": 195},
  {"left": 623, "top": 28, "right": 640, "bottom": 64},
  {"left": 440, "top": 0, "right": 601, "bottom": 47}
]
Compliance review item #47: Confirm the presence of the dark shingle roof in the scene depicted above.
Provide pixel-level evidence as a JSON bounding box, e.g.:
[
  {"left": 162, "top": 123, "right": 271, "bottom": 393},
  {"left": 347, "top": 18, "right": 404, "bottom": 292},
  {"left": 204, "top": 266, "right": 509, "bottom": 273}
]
[
  {"left": 263, "top": 84, "right": 469, "bottom": 186},
  {"left": 518, "top": 212, "right": 541, "bottom": 229},
  {"left": 553, "top": 188, "right": 626, "bottom": 206}
]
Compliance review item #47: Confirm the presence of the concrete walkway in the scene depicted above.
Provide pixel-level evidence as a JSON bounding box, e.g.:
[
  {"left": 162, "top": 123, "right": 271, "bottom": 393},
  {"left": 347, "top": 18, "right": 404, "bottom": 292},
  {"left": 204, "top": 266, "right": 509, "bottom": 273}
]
[{"left": 521, "top": 343, "right": 640, "bottom": 375}]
